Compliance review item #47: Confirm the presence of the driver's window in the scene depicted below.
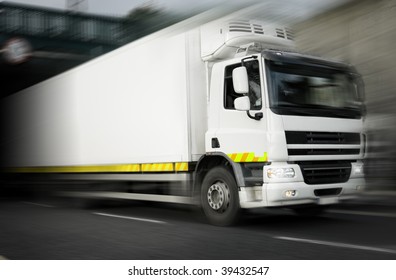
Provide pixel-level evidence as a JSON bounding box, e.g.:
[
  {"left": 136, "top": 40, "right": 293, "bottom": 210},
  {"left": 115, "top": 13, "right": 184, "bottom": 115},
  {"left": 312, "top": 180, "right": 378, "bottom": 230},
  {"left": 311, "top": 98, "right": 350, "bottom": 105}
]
[{"left": 224, "top": 60, "right": 262, "bottom": 110}]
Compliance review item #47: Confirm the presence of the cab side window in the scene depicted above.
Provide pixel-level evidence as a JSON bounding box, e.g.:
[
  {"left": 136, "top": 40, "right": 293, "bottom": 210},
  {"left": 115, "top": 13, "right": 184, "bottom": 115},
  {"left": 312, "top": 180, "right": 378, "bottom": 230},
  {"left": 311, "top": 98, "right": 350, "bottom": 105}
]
[
  {"left": 224, "top": 60, "right": 262, "bottom": 110},
  {"left": 224, "top": 63, "right": 242, "bottom": 109}
]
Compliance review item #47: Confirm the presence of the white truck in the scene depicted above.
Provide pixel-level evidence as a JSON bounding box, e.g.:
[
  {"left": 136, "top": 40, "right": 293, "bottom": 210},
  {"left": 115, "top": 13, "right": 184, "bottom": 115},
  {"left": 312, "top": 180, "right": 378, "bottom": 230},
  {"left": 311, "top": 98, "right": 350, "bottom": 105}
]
[{"left": 1, "top": 15, "right": 366, "bottom": 225}]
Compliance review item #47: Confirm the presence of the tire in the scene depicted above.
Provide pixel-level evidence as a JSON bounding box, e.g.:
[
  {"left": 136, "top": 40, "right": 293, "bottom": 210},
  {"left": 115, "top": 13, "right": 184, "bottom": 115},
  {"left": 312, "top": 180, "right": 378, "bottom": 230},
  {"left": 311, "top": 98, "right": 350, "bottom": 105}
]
[{"left": 201, "top": 167, "right": 240, "bottom": 226}]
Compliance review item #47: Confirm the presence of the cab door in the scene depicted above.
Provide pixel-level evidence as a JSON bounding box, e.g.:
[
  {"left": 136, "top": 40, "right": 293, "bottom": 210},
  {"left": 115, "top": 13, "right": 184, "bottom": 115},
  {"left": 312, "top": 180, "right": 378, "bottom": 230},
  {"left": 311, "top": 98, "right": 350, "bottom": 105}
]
[{"left": 207, "top": 57, "right": 268, "bottom": 163}]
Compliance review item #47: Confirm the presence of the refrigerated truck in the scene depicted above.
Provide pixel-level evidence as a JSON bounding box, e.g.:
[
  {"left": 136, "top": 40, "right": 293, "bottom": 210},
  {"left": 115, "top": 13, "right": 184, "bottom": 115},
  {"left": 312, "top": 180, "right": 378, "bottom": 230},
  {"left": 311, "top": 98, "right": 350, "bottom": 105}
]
[{"left": 1, "top": 16, "right": 366, "bottom": 226}]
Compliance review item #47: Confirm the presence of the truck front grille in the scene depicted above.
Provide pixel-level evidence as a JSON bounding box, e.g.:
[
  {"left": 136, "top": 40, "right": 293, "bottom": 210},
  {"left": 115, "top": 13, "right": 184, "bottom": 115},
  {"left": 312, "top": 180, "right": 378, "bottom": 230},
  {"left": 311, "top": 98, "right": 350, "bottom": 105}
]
[
  {"left": 288, "top": 149, "right": 360, "bottom": 156},
  {"left": 298, "top": 161, "right": 352, "bottom": 185},
  {"left": 285, "top": 131, "right": 361, "bottom": 157},
  {"left": 285, "top": 131, "right": 360, "bottom": 145}
]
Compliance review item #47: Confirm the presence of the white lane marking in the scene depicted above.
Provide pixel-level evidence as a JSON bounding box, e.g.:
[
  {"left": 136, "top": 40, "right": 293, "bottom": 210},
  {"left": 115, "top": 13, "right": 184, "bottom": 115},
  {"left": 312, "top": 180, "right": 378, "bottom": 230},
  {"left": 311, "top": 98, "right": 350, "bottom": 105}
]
[
  {"left": 328, "top": 209, "right": 396, "bottom": 218},
  {"left": 0, "top": 255, "right": 8, "bottom": 260},
  {"left": 275, "top": 236, "right": 396, "bottom": 255},
  {"left": 92, "top": 212, "right": 167, "bottom": 225},
  {"left": 22, "top": 201, "right": 54, "bottom": 208}
]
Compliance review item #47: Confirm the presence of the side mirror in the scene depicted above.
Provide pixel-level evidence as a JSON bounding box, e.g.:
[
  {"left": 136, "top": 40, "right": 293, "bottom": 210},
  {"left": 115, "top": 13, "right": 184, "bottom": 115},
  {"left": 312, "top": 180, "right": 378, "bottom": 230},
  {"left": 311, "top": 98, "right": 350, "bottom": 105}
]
[
  {"left": 232, "top": 67, "right": 249, "bottom": 94},
  {"left": 234, "top": 96, "right": 250, "bottom": 111}
]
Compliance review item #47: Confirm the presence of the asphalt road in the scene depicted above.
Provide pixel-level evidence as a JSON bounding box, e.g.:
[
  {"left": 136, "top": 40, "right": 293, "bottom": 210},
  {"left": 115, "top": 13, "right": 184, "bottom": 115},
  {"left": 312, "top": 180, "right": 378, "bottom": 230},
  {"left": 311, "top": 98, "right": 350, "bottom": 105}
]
[{"left": 0, "top": 192, "right": 395, "bottom": 260}]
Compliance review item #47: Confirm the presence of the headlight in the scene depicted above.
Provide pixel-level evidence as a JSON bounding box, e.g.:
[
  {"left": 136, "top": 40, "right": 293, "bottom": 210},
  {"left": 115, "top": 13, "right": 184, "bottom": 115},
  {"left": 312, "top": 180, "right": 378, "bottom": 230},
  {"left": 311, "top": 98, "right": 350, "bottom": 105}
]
[{"left": 267, "top": 168, "right": 295, "bottom": 179}]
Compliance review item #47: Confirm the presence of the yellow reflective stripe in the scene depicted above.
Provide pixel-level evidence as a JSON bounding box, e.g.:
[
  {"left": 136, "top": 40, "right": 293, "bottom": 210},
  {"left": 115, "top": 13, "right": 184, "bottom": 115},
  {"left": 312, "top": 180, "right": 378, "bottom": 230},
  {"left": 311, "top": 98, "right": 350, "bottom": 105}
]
[
  {"left": 141, "top": 163, "right": 174, "bottom": 172},
  {"left": 235, "top": 153, "right": 244, "bottom": 162},
  {"left": 7, "top": 162, "right": 191, "bottom": 173},
  {"left": 258, "top": 152, "right": 268, "bottom": 162},
  {"left": 246, "top": 153, "right": 255, "bottom": 162},
  {"left": 227, "top": 153, "right": 237, "bottom": 162},
  {"left": 227, "top": 152, "right": 268, "bottom": 163},
  {"left": 175, "top": 162, "right": 188, "bottom": 171},
  {"left": 9, "top": 164, "right": 141, "bottom": 173}
]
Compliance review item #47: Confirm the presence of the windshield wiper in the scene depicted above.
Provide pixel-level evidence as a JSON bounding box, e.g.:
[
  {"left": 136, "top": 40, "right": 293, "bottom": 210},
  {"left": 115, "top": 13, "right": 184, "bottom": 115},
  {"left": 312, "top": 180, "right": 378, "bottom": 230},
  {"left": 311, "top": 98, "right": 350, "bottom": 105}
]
[
  {"left": 271, "top": 105, "right": 322, "bottom": 116},
  {"left": 273, "top": 102, "right": 362, "bottom": 118},
  {"left": 274, "top": 101, "right": 300, "bottom": 107}
]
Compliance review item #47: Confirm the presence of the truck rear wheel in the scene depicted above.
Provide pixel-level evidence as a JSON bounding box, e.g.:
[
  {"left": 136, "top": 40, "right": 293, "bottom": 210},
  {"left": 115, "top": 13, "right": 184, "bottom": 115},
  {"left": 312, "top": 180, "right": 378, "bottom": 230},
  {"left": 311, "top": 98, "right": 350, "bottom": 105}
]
[{"left": 201, "top": 167, "right": 240, "bottom": 226}]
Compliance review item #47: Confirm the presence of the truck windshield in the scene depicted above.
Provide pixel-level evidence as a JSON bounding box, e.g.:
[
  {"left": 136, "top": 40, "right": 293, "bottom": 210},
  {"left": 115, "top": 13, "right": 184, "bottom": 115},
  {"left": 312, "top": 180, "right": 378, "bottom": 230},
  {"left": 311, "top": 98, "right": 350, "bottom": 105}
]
[{"left": 266, "top": 60, "right": 364, "bottom": 119}]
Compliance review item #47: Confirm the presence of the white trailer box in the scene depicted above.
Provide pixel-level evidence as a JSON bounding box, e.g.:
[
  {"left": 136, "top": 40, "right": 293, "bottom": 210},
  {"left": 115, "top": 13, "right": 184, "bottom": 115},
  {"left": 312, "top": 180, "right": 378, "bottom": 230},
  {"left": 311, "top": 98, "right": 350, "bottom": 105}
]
[{"left": 3, "top": 29, "right": 207, "bottom": 169}]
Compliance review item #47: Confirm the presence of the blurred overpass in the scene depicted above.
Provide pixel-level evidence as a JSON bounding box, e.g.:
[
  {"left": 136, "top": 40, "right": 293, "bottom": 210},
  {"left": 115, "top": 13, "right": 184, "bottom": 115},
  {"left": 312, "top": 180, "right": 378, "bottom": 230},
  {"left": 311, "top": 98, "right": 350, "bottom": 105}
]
[{"left": 0, "top": 1, "right": 131, "bottom": 96}]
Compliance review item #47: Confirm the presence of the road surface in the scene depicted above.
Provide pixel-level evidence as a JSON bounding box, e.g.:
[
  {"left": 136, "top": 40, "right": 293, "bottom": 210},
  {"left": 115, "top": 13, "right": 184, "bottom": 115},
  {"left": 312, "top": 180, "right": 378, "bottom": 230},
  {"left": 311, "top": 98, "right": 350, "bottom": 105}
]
[{"left": 0, "top": 190, "right": 395, "bottom": 260}]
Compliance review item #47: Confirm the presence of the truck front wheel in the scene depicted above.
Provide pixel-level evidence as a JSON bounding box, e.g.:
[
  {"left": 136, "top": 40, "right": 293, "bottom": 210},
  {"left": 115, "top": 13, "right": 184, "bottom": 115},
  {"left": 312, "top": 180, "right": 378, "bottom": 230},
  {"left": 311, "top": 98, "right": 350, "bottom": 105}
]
[{"left": 201, "top": 167, "right": 240, "bottom": 226}]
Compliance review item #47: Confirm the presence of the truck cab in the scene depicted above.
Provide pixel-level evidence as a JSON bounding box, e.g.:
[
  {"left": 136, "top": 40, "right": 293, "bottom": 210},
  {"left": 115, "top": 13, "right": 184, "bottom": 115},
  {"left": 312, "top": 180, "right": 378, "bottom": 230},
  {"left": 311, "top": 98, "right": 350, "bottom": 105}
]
[{"left": 198, "top": 20, "right": 365, "bottom": 225}]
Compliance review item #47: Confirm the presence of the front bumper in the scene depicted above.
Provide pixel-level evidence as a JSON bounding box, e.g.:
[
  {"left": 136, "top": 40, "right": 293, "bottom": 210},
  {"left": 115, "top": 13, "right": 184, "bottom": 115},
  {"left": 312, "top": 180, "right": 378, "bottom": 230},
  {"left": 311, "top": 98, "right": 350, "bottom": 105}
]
[{"left": 239, "top": 162, "right": 365, "bottom": 208}]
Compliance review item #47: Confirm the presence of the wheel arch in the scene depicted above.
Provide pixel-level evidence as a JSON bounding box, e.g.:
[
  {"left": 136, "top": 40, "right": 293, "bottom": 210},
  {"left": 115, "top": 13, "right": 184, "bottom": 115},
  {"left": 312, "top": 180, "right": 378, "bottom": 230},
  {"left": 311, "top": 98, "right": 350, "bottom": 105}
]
[{"left": 193, "top": 153, "right": 245, "bottom": 201}]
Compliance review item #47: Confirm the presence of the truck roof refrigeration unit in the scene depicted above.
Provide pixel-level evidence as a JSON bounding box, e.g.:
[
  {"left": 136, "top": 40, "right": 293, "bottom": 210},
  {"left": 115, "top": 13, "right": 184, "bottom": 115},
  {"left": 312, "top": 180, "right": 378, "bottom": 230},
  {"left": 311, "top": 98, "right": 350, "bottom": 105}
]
[{"left": 1, "top": 17, "right": 366, "bottom": 226}]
